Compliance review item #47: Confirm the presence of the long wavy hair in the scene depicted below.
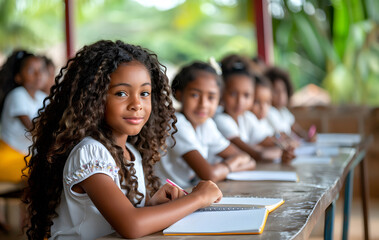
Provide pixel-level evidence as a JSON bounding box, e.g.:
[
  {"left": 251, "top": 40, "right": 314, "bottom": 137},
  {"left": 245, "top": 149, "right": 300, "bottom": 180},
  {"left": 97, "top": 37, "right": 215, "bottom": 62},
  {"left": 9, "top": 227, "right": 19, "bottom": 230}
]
[{"left": 22, "top": 40, "right": 177, "bottom": 239}]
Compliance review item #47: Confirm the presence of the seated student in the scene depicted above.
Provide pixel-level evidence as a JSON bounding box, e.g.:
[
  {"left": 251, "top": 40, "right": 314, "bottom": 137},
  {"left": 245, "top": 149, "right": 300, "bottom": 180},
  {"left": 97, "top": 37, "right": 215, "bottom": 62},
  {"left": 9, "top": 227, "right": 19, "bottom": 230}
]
[
  {"left": 41, "top": 56, "right": 56, "bottom": 95},
  {"left": 265, "top": 66, "right": 316, "bottom": 142},
  {"left": 23, "top": 40, "right": 222, "bottom": 240},
  {"left": 0, "top": 50, "right": 47, "bottom": 182},
  {"left": 155, "top": 62, "right": 255, "bottom": 188},
  {"left": 213, "top": 55, "right": 294, "bottom": 163}
]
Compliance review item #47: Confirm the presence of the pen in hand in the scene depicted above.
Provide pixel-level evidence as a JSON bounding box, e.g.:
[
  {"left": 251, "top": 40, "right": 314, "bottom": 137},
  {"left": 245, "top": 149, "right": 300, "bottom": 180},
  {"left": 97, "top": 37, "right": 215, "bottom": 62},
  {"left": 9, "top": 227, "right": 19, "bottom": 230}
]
[{"left": 166, "top": 179, "right": 189, "bottom": 195}]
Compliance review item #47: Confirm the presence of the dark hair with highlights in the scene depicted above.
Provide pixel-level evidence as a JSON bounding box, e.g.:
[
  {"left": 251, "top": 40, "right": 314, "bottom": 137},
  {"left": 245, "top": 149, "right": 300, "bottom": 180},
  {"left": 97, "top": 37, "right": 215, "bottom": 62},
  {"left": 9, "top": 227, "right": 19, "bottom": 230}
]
[{"left": 22, "top": 40, "right": 177, "bottom": 239}]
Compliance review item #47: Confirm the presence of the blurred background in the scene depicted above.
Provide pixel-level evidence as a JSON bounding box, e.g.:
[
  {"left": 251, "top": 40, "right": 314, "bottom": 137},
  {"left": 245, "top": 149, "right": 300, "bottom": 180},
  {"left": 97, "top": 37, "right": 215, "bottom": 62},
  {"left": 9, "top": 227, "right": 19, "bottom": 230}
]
[
  {"left": 0, "top": 0, "right": 378, "bottom": 239},
  {"left": 1, "top": 0, "right": 378, "bottom": 105}
]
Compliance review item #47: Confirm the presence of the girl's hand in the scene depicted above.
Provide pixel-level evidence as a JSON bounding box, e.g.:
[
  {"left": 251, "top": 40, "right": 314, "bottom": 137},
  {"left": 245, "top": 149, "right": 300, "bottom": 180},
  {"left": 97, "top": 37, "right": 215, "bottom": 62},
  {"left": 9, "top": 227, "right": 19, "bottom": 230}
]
[
  {"left": 281, "top": 146, "right": 295, "bottom": 164},
  {"left": 191, "top": 180, "right": 223, "bottom": 208},
  {"left": 146, "top": 183, "right": 185, "bottom": 206}
]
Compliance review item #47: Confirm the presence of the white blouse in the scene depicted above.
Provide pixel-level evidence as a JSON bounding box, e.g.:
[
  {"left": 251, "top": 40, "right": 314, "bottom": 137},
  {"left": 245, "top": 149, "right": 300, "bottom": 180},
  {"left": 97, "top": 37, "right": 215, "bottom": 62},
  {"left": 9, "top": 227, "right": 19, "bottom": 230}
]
[
  {"left": 267, "top": 107, "right": 295, "bottom": 135},
  {"left": 50, "top": 137, "right": 146, "bottom": 240},
  {"left": 154, "top": 112, "right": 230, "bottom": 188}
]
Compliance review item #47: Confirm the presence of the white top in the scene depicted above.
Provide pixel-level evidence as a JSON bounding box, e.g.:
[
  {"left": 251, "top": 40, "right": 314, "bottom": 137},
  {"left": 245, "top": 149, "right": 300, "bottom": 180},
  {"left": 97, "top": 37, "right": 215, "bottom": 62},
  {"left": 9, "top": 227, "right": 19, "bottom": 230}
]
[
  {"left": 50, "top": 137, "right": 146, "bottom": 240},
  {"left": 267, "top": 107, "right": 295, "bottom": 135},
  {"left": 213, "top": 111, "right": 259, "bottom": 145},
  {"left": 154, "top": 113, "right": 230, "bottom": 188},
  {"left": 250, "top": 116, "right": 275, "bottom": 145},
  {"left": 214, "top": 111, "right": 274, "bottom": 145},
  {"left": 0, "top": 86, "right": 47, "bottom": 153}
]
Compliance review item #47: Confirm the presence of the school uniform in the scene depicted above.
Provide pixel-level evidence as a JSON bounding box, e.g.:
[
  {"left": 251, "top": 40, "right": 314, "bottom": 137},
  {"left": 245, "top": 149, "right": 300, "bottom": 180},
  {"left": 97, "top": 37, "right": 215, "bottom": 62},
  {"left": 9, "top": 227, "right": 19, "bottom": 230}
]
[
  {"left": 154, "top": 112, "right": 230, "bottom": 188},
  {"left": 267, "top": 107, "right": 295, "bottom": 135},
  {"left": 50, "top": 137, "right": 146, "bottom": 240},
  {"left": 214, "top": 110, "right": 274, "bottom": 145},
  {"left": 0, "top": 86, "right": 47, "bottom": 182}
]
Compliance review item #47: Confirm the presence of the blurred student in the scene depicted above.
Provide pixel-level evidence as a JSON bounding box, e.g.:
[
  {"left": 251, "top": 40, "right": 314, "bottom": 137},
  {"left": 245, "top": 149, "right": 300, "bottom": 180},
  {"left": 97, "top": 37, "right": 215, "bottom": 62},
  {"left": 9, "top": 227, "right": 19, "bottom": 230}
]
[
  {"left": 265, "top": 66, "right": 316, "bottom": 142},
  {"left": 155, "top": 61, "right": 255, "bottom": 188},
  {"left": 213, "top": 55, "right": 294, "bottom": 163},
  {"left": 0, "top": 50, "right": 47, "bottom": 182},
  {"left": 41, "top": 56, "right": 56, "bottom": 94}
]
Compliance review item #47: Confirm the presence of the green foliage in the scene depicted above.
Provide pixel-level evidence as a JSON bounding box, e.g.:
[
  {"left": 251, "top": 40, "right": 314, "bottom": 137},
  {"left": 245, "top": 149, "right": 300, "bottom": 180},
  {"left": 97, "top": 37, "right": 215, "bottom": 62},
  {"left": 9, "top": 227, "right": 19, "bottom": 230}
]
[{"left": 272, "top": 0, "right": 379, "bottom": 105}]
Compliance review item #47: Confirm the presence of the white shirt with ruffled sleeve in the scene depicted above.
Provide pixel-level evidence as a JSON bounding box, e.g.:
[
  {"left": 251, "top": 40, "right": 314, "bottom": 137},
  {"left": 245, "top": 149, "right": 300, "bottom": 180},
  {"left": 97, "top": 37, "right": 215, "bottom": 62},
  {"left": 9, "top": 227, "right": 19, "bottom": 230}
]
[{"left": 50, "top": 137, "right": 146, "bottom": 240}]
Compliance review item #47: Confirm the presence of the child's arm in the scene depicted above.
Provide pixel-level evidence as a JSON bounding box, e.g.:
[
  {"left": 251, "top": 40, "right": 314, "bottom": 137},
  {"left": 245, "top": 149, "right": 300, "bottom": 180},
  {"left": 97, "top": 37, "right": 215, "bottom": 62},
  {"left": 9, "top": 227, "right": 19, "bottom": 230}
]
[
  {"left": 182, "top": 150, "right": 231, "bottom": 182},
  {"left": 229, "top": 137, "right": 262, "bottom": 160},
  {"left": 217, "top": 144, "right": 256, "bottom": 172},
  {"left": 17, "top": 115, "right": 33, "bottom": 130},
  {"left": 79, "top": 174, "right": 222, "bottom": 239}
]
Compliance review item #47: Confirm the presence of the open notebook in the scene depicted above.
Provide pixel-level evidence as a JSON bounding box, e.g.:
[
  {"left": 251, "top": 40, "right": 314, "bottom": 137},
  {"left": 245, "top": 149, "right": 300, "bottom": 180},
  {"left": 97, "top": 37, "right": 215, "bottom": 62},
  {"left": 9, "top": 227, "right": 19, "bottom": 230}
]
[
  {"left": 227, "top": 170, "right": 298, "bottom": 182},
  {"left": 163, "top": 208, "right": 269, "bottom": 235},
  {"left": 200, "top": 196, "right": 284, "bottom": 213}
]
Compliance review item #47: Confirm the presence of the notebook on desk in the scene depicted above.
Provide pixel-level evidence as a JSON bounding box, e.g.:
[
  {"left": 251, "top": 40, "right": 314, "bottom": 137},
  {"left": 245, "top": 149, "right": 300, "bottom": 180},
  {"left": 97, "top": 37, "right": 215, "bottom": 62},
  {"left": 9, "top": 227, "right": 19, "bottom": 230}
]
[
  {"left": 316, "top": 133, "right": 361, "bottom": 147},
  {"left": 163, "top": 208, "right": 269, "bottom": 235},
  {"left": 227, "top": 170, "right": 298, "bottom": 182},
  {"left": 200, "top": 196, "right": 284, "bottom": 213}
]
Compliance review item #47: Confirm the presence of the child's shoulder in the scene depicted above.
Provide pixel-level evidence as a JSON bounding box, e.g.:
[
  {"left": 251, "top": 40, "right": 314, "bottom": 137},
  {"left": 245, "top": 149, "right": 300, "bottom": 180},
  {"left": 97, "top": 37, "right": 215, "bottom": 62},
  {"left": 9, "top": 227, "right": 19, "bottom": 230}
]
[{"left": 69, "top": 137, "right": 113, "bottom": 161}]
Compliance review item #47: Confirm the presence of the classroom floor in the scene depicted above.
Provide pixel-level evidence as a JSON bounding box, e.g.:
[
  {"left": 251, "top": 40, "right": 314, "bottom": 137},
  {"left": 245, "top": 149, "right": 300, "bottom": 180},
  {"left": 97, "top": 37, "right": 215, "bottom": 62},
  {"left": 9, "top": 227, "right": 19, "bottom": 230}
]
[{"left": 1, "top": 198, "right": 378, "bottom": 240}]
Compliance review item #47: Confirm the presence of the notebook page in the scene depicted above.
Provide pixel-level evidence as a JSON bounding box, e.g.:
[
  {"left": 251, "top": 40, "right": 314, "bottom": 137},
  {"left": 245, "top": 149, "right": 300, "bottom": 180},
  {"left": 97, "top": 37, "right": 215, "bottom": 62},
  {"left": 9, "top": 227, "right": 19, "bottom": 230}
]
[
  {"left": 227, "top": 171, "right": 298, "bottom": 182},
  {"left": 209, "top": 196, "right": 284, "bottom": 212},
  {"left": 291, "top": 156, "right": 332, "bottom": 165},
  {"left": 163, "top": 208, "right": 269, "bottom": 235}
]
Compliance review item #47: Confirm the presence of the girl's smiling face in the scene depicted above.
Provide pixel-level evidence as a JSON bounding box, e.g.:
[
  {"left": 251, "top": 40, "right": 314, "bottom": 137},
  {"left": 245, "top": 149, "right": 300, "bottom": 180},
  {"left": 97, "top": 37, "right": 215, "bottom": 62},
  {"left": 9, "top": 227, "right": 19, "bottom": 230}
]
[
  {"left": 222, "top": 74, "right": 254, "bottom": 121},
  {"left": 177, "top": 73, "right": 220, "bottom": 129},
  {"left": 105, "top": 61, "right": 152, "bottom": 141}
]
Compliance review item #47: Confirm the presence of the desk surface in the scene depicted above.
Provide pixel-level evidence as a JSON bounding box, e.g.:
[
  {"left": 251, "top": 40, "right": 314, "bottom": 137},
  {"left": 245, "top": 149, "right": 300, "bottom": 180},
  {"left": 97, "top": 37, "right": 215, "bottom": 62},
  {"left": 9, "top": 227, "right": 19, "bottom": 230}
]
[{"left": 98, "top": 146, "right": 359, "bottom": 240}]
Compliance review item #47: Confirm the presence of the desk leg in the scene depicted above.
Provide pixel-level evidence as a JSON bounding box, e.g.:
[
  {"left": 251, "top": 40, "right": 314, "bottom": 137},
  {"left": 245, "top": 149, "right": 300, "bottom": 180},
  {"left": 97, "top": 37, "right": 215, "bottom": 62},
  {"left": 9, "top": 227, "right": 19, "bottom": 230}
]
[
  {"left": 342, "top": 169, "right": 354, "bottom": 240},
  {"left": 360, "top": 156, "right": 369, "bottom": 240},
  {"left": 324, "top": 201, "right": 335, "bottom": 240}
]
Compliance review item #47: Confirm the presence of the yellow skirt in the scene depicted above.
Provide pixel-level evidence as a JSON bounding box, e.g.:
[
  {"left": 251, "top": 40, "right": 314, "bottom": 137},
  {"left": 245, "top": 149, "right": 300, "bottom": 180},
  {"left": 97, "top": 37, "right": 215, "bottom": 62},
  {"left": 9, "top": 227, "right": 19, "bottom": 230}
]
[{"left": 0, "top": 139, "right": 29, "bottom": 183}]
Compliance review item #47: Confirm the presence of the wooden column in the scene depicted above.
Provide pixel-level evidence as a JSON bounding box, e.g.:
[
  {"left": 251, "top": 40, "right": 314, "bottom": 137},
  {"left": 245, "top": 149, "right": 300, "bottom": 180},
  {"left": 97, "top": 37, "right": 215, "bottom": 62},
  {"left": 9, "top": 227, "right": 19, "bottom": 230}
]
[
  {"left": 254, "top": 0, "right": 274, "bottom": 65},
  {"left": 64, "top": 0, "right": 75, "bottom": 60}
]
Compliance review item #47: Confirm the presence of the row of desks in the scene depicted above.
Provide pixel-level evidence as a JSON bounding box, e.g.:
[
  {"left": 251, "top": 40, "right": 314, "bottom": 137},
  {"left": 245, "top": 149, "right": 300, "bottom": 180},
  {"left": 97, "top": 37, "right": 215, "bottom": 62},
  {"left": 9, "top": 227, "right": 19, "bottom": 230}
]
[{"left": 99, "top": 135, "right": 371, "bottom": 240}]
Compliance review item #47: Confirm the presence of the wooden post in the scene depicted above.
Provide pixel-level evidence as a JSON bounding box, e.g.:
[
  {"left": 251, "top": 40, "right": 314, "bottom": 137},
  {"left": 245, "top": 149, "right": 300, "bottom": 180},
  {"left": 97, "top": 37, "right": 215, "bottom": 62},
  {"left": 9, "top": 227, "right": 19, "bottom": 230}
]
[
  {"left": 64, "top": 0, "right": 75, "bottom": 60},
  {"left": 254, "top": 0, "right": 274, "bottom": 65}
]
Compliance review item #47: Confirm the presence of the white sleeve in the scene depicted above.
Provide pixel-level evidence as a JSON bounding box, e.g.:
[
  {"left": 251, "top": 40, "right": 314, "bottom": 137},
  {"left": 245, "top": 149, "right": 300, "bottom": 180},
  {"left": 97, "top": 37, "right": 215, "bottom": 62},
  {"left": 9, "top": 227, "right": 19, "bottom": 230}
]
[
  {"left": 284, "top": 108, "right": 295, "bottom": 126},
  {"left": 206, "top": 119, "right": 230, "bottom": 155},
  {"left": 171, "top": 115, "right": 203, "bottom": 156},
  {"left": 213, "top": 113, "right": 240, "bottom": 139},
  {"left": 6, "top": 89, "right": 31, "bottom": 117},
  {"left": 64, "top": 143, "right": 120, "bottom": 189}
]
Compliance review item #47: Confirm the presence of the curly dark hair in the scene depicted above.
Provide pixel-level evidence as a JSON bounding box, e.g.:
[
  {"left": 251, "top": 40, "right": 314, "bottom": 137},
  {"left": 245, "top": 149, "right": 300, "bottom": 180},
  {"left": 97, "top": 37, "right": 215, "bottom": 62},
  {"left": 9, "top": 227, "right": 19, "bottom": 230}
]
[
  {"left": 264, "top": 66, "right": 294, "bottom": 98},
  {"left": 0, "top": 50, "right": 35, "bottom": 117},
  {"left": 171, "top": 61, "right": 222, "bottom": 99},
  {"left": 22, "top": 40, "right": 177, "bottom": 239}
]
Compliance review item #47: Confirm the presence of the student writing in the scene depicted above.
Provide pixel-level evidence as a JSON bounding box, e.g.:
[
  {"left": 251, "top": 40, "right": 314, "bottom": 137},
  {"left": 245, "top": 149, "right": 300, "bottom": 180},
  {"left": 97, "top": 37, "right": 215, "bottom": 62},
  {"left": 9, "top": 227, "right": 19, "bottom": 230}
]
[
  {"left": 22, "top": 40, "right": 222, "bottom": 240},
  {"left": 155, "top": 61, "right": 255, "bottom": 188}
]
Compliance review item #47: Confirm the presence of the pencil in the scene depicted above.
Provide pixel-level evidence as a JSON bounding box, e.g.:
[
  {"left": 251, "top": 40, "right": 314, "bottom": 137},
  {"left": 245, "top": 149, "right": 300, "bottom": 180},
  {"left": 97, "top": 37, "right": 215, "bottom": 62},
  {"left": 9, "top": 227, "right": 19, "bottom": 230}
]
[{"left": 166, "top": 179, "right": 189, "bottom": 195}]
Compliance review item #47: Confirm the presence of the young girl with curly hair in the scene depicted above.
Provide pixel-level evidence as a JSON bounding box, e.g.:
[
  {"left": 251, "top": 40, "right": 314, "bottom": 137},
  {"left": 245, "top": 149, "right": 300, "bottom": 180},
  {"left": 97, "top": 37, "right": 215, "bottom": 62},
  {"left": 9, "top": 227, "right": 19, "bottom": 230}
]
[
  {"left": 0, "top": 50, "right": 47, "bottom": 182},
  {"left": 22, "top": 40, "right": 222, "bottom": 240}
]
